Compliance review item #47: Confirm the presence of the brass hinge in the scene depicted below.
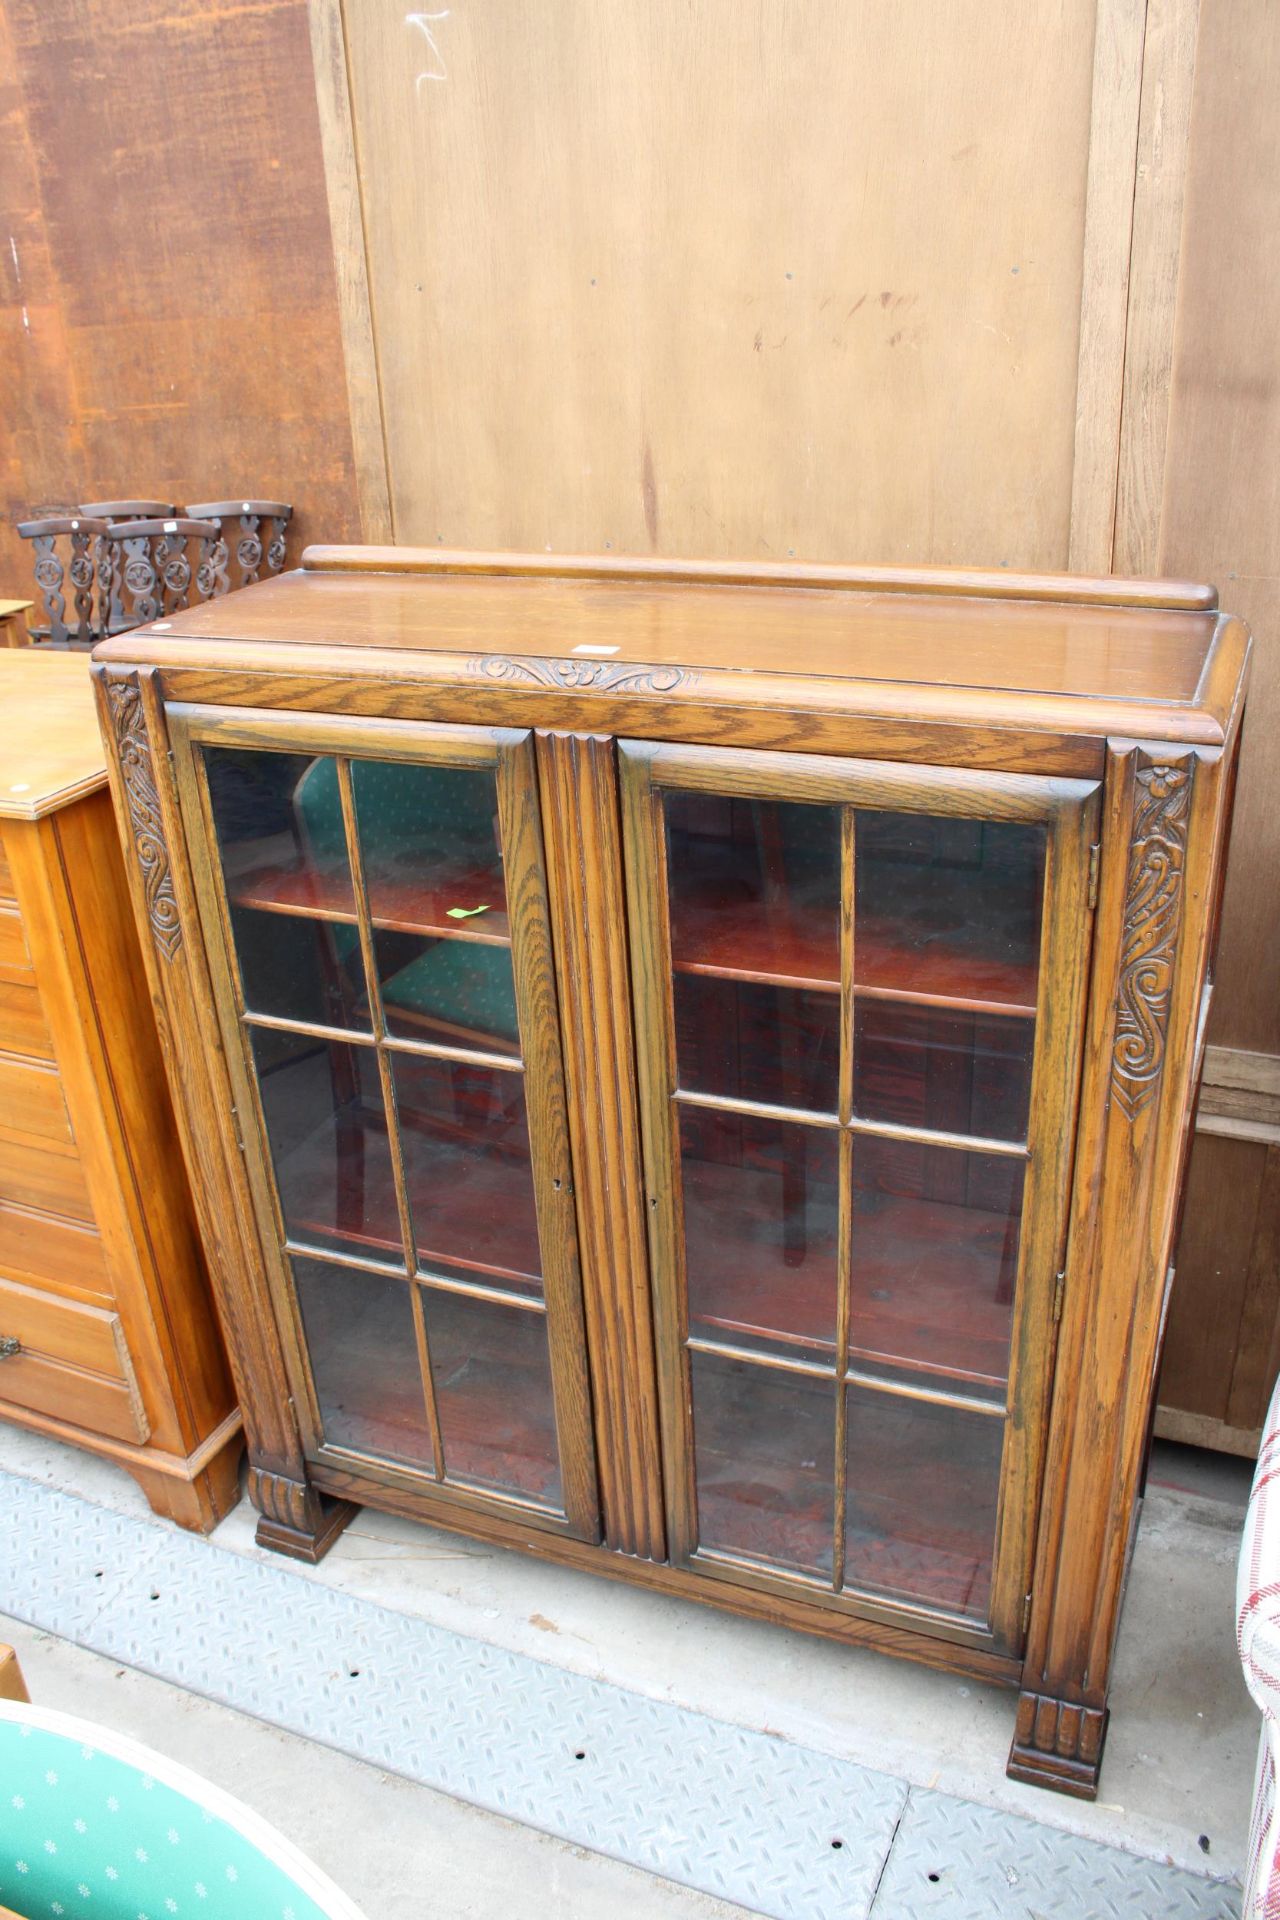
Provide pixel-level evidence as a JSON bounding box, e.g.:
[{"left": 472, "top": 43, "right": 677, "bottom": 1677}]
[
  {"left": 1087, "top": 842, "right": 1101, "bottom": 911},
  {"left": 1053, "top": 1268, "right": 1066, "bottom": 1323},
  {"left": 1023, "top": 1591, "right": 1033, "bottom": 1632},
  {"left": 229, "top": 1104, "right": 246, "bottom": 1155}
]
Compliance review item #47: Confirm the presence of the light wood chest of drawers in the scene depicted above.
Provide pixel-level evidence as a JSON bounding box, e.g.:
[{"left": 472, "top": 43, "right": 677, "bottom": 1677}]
[{"left": 0, "top": 651, "right": 240, "bottom": 1527}]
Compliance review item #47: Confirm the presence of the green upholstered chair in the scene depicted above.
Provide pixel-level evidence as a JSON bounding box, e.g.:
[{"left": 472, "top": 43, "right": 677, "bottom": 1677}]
[
  {"left": 293, "top": 756, "right": 519, "bottom": 1054},
  {"left": 0, "top": 1699, "right": 365, "bottom": 1919}
]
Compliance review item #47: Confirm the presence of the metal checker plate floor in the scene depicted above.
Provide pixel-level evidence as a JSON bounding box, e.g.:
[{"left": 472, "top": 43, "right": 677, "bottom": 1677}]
[{"left": 0, "top": 1469, "right": 1240, "bottom": 1919}]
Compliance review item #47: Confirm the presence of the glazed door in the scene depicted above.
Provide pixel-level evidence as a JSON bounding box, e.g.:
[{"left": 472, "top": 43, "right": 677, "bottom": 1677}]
[
  {"left": 169, "top": 707, "right": 597, "bottom": 1542},
  {"left": 620, "top": 742, "right": 1098, "bottom": 1653}
]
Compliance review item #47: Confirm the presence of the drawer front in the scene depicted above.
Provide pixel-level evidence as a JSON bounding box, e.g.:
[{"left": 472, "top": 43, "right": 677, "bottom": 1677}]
[
  {"left": 0, "top": 1134, "right": 93, "bottom": 1223},
  {"left": 0, "top": 1055, "right": 72, "bottom": 1145},
  {"left": 0, "top": 1273, "right": 148, "bottom": 1443},
  {"left": 0, "top": 980, "right": 53, "bottom": 1062},
  {"left": 0, "top": 1198, "right": 111, "bottom": 1301}
]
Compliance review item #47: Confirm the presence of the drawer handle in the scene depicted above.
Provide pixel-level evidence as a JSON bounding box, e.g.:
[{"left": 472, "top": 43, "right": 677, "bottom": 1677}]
[{"left": 0, "top": 1335, "right": 19, "bottom": 1359}]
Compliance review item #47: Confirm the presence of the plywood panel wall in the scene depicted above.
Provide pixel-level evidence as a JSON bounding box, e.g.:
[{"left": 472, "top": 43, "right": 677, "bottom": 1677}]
[
  {"left": 342, "top": 0, "right": 1105, "bottom": 567},
  {"left": 0, "top": 0, "right": 363, "bottom": 590}
]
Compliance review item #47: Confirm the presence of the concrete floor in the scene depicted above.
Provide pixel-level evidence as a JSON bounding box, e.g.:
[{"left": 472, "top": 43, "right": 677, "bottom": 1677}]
[{"left": 0, "top": 1421, "right": 1257, "bottom": 1913}]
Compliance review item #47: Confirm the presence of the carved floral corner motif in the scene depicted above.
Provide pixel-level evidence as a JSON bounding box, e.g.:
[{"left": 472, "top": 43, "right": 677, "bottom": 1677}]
[
  {"left": 1111, "top": 760, "right": 1192, "bottom": 1119},
  {"left": 104, "top": 674, "right": 183, "bottom": 963},
  {"left": 470, "top": 654, "right": 692, "bottom": 694}
]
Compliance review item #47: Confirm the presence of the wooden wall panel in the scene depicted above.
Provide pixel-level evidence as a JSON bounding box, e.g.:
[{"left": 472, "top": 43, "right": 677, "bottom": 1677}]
[
  {"left": 1155, "top": 0, "right": 1280, "bottom": 1062},
  {"left": 1149, "top": 0, "right": 1280, "bottom": 1448},
  {"left": 0, "top": 0, "right": 363, "bottom": 592},
  {"left": 343, "top": 0, "right": 1104, "bottom": 568}
]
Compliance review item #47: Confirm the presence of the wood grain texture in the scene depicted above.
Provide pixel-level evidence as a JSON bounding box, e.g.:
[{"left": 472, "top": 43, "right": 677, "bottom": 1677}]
[
  {"left": 1111, "top": 0, "right": 1203, "bottom": 576},
  {"left": 307, "top": 0, "right": 393, "bottom": 542},
  {"left": 93, "top": 665, "right": 311, "bottom": 1515},
  {"left": 1067, "top": 0, "right": 1148, "bottom": 573},
  {"left": 537, "top": 733, "right": 665, "bottom": 1559},
  {"left": 1015, "top": 731, "right": 1232, "bottom": 1795},
  {"left": 0, "top": 0, "right": 361, "bottom": 589},
  {"left": 341, "top": 0, "right": 1099, "bottom": 568}
]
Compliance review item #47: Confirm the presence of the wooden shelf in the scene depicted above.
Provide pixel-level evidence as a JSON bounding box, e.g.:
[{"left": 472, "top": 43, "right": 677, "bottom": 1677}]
[
  {"left": 276, "top": 1099, "right": 543, "bottom": 1295},
  {"left": 230, "top": 858, "right": 511, "bottom": 945},
  {"left": 684, "top": 1155, "right": 1014, "bottom": 1397},
  {"left": 671, "top": 892, "right": 1038, "bottom": 1016},
  {"left": 691, "top": 1349, "right": 998, "bottom": 1615},
  {"left": 295, "top": 1257, "right": 562, "bottom": 1508}
]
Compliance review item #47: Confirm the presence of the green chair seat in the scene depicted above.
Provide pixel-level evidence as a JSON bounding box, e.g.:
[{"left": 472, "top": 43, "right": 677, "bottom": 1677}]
[
  {"left": 382, "top": 938, "right": 520, "bottom": 1049},
  {"left": 0, "top": 1700, "right": 364, "bottom": 1919}
]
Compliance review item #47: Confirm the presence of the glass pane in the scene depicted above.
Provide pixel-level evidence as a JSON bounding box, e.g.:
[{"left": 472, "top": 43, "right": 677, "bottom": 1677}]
[
  {"left": 233, "top": 905, "right": 369, "bottom": 1031},
  {"left": 853, "top": 1001, "right": 1034, "bottom": 1144},
  {"left": 252, "top": 1027, "right": 402, "bottom": 1267},
  {"left": 682, "top": 1106, "right": 839, "bottom": 1361},
  {"left": 351, "top": 759, "right": 508, "bottom": 934},
  {"left": 391, "top": 1052, "right": 542, "bottom": 1295},
  {"left": 666, "top": 792, "right": 841, "bottom": 991},
  {"left": 293, "top": 1257, "right": 434, "bottom": 1469},
  {"left": 424, "top": 1289, "right": 562, "bottom": 1509},
  {"left": 850, "top": 1134, "right": 1022, "bottom": 1402},
  {"left": 375, "top": 928, "right": 520, "bottom": 1055},
  {"left": 692, "top": 1351, "right": 835, "bottom": 1577},
  {"left": 673, "top": 974, "right": 839, "bottom": 1113},
  {"left": 844, "top": 1389, "right": 1003, "bottom": 1619},
  {"left": 206, "top": 747, "right": 355, "bottom": 917},
  {"left": 855, "top": 814, "right": 1045, "bottom": 1015}
]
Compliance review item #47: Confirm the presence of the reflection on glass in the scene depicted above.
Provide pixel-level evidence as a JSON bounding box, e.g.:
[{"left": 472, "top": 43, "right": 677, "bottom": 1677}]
[
  {"left": 293, "top": 1258, "right": 434, "bottom": 1469},
  {"left": 674, "top": 975, "right": 839, "bottom": 1113},
  {"left": 849, "top": 1135, "right": 1022, "bottom": 1402},
  {"left": 424, "top": 1288, "right": 562, "bottom": 1509},
  {"left": 853, "top": 1001, "right": 1033, "bottom": 1144},
  {"left": 375, "top": 928, "right": 520, "bottom": 1055},
  {"left": 844, "top": 1389, "right": 1002, "bottom": 1617},
  {"left": 207, "top": 747, "right": 355, "bottom": 917},
  {"left": 391, "top": 1053, "right": 542, "bottom": 1293},
  {"left": 231, "top": 904, "right": 368, "bottom": 1031},
  {"left": 682, "top": 1106, "right": 839, "bottom": 1359},
  {"left": 855, "top": 813, "right": 1045, "bottom": 1014},
  {"left": 351, "top": 759, "right": 508, "bottom": 933},
  {"left": 252, "top": 1027, "right": 401, "bottom": 1265},
  {"left": 693, "top": 1351, "right": 835, "bottom": 1576},
  {"left": 666, "top": 792, "right": 841, "bottom": 988}
]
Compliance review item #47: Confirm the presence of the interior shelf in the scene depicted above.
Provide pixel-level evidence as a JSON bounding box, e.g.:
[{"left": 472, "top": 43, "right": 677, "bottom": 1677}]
[
  {"left": 230, "top": 858, "right": 512, "bottom": 945},
  {"left": 671, "top": 893, "right": 1038, "bottom": 1016},
  {"left": 683, "top": 1154, "right": 1015, "bottom": 1398},
  {"left": 273, "top": 1097, "right": 543, "bottom": 1296},
  {"left": 294, "top": 1256, "right": 563, "bottom": 1509}
]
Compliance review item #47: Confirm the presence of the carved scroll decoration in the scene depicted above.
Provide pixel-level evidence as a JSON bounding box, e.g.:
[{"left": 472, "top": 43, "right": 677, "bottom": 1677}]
[
  {"left": 1111, "top": 761, "right": 1192, "bottom": 1118},
  {"left": 105, "top": 676, "right": 183, "bottom": 962},
  {"left": 471, "top": 654, "right": 692, "bottom": 694}
]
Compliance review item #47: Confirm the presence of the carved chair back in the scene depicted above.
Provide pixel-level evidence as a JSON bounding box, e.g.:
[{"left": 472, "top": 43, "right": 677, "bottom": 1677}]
[
  {"left": 103, "top": 518, "right": 221, "bottom": 630},
  {"left": 80, "top": 501, "right": 178, "bottom": 635},
  {"left": 14, "top": 516, "right": 110, "bottom": 647},
  {"left": 184, "top": 501, "right": 293, "bottom": 595}
]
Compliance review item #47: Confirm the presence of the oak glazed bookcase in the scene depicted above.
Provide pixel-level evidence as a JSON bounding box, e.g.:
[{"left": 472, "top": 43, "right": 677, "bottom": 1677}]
[{"left": 91, "top": 548, "right": 1249, "bottom": 1798}]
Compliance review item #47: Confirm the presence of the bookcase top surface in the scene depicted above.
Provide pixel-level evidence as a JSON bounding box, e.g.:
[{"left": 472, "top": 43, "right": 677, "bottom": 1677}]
[{"left": 93, "top": 548, "right": 1249, "bottom": 749}]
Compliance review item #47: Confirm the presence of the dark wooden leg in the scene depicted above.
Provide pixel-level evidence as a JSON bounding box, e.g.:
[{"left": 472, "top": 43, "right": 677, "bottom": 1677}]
[
  {"left": 1007, "top": 1690, "right": 1109, "bottom": 1799},
  {"left": 248, "top": 1464, "right": 357, "bottom": 1563}
]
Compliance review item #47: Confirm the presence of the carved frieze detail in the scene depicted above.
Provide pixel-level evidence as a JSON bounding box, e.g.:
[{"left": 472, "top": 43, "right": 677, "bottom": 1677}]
[
  {"left": 105, "top": 674, "right": 183, "bottom": 962},
  {"left": 470, "top": 654, "right": 692, "bottom": 694},
  {"left": 1111, "top": 761, "right": 1192, "bottom": 1119}
]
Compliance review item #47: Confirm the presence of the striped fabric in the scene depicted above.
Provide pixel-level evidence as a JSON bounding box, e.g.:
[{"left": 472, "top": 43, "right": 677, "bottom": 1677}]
[{"left": 1238, "top": 1372, "right": 1280, "bottom": 1919}]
